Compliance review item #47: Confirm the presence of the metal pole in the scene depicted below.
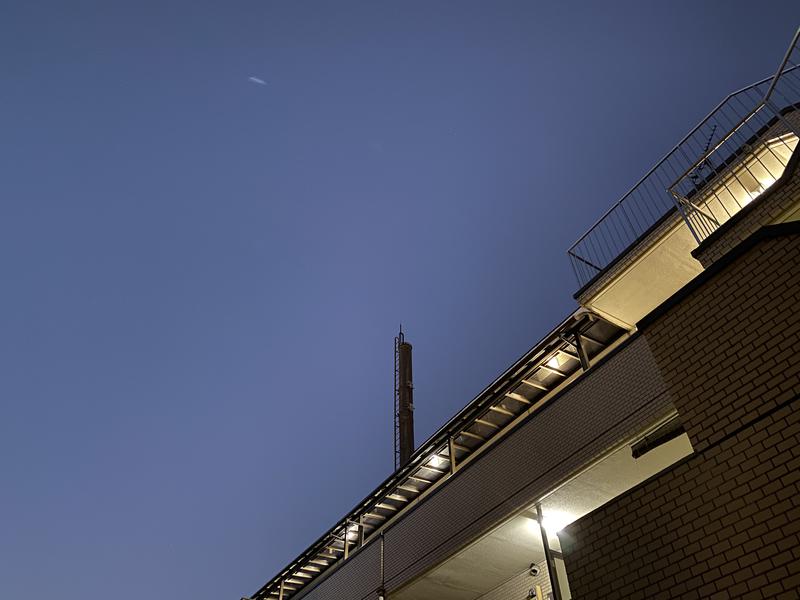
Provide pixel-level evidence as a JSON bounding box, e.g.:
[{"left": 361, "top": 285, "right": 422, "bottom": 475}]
[
  {"left": 573, "top": 333, "right": 590, "bottom": 371},
  {"left": 764, "top": 26, "right": 800, "bottom": 102},
  {"left": 536, "top": 504, "right": 562, "bottom": 600},
  {"left": 448, "top": 437, "right": 457, "bottom": 474}
]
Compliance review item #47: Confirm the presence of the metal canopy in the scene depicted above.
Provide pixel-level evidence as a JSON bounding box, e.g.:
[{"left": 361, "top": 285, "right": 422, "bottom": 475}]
[{"left": 248, "top": 310, "right": 627, "bottom": 600}]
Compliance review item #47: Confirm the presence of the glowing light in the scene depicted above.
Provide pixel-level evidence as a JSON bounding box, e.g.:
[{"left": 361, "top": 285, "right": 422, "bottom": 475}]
[
  {"left": 428, "top": 455, "right": 446, "bottom": 469},
  {"left": 690, "top": 133, "right": 796, "bottom": 229},
  {"left": 759, "top": 176, "right": 776, "bottom": 189},
  {"left": 743, "top": 176, "right": 775, "bottom": 205},
  {"left": 525, "top": 510, "right": 575, "bottom": 535},
  {"left": 546, "top": 356, "right": 560, "bottom": 369},
  {"left": 344, "top": 523, "right": 360, "bottom": 540},
  {"left": 540, "top": 511, "right": 574, "bottom": 534}
]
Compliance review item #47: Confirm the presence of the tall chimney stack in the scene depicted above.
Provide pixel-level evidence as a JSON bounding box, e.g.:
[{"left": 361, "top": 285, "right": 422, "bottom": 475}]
[{"left": 395, "top": 330, "right": 415, "bottom": 468}]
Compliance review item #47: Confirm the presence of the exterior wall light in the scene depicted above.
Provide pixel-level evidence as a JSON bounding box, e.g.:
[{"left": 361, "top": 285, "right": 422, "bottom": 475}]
[{"left": 540, "top": 510, "right": 574, "bottom": 534}]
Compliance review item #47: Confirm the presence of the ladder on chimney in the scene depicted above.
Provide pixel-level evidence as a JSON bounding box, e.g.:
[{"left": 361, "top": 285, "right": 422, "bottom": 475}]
[{"left": 393, "top": 330, "right": 402, "bottom": 471}]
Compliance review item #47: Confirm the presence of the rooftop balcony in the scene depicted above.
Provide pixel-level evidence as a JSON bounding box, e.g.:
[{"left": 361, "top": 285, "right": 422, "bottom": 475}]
[{"left": 568, "top": 30, "right": 800, "bottom": 329}]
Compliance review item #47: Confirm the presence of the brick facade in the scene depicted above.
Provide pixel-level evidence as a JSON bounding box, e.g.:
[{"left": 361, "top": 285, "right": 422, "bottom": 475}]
[
  {"left": 559, "top": 225, "right": 800, "bottom": 599},
  {"left": 561, "top": 396, "right": 799, "bottom": 599},
  {"left": 645, "top": 227, "right": 800, "bottom": 453}
]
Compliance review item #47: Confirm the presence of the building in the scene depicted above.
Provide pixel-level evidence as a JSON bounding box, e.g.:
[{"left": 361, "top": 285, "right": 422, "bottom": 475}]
[{"left": 243, "top": 29, "right": 800, "bottom": 600}]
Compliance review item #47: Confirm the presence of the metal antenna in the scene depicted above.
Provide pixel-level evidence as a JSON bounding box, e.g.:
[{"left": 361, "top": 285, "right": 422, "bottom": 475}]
[{"left": 690, "top": 124, "right": 717, "bottom": 182}]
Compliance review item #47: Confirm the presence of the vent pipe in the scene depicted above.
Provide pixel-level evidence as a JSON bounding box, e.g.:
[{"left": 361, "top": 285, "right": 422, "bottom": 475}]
[{"left": 395, "top": 330, "right": 415, "bottom": 468}]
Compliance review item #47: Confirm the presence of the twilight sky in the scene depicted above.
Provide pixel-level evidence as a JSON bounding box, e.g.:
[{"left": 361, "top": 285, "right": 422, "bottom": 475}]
[{"left": 1, "top": 2, "right": 796, "bottom": 599}]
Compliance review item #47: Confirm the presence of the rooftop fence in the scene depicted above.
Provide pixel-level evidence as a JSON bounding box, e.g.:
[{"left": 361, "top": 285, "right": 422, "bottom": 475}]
[{"left": 568, "top": 27, "right": 800, "bottom": 291}]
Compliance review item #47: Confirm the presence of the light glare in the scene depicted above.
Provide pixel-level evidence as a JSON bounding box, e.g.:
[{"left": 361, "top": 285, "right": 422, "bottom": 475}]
[{"left": 540, "top": 510, "right": 574, "bottom": 534}]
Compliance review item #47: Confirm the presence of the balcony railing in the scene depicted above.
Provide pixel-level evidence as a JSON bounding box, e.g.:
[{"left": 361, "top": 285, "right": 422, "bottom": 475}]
[
  {"left": 568, "top": 27, "right": 800, "bottom": 291},
  {"left": 670, "top": 30, "right": 800, "bottom": 243},
  {"left": 248, "top": 312, "right": 626, "bottom": 600}
]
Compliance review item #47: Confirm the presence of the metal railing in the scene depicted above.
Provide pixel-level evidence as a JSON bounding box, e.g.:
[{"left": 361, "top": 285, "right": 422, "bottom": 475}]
[
  {"left": 670, "top": 29, "right": 800, "bottom": 243},
  {"left": 568, "top": 27, "right": 800, "bottom": 291},
  {"left": 248, "top": 311, "right": 625, "bottom": 600}
]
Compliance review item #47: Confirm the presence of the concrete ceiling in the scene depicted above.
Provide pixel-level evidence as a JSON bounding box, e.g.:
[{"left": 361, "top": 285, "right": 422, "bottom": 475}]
[
  {"left": 540, "top": 433, "right": 693, "bottom": 548},
  {"left": 585, "top": 219, "right": 703, "bottom": 330},
  {"left": 392, "top": 431, "right": 693, "bottom": 600},
  {"left": 393, "top": 514, "right": 546, "bottom": 600}
]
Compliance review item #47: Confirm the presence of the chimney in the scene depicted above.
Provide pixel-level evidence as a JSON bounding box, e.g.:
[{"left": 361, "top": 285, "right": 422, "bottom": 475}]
[{"left": 395, "top": 330, "right": 415, "bottom": 468}]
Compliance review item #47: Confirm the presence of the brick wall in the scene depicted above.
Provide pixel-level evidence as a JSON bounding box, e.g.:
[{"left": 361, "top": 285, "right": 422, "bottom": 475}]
[
  {"left": 561, "top": 395, "right": 799, "bottom": 599},
  {"left": 559, "top": 225, "right": 800, "bottom": 599},
  {"left": 644, "top": 227, "right": 800, "bottom": 453}
]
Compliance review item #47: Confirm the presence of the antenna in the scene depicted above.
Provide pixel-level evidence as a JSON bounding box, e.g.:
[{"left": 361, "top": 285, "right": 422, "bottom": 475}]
[{"left": 690, "top": 124, "right": 717, "bottom": 183}]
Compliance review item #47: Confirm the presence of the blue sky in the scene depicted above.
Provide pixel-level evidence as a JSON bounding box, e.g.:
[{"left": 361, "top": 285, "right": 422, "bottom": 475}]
[{"left": 1, "top": 2, "right": 796, "bottom": 599}]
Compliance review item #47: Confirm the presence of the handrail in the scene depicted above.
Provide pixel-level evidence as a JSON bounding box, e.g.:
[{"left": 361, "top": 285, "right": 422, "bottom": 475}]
[
  {"left": 668, "top": 99, "right": 767, "bottom": 189},
  {"left": 247, "top": 310, "right": 625, "bottom": 599},
  {"left": 765, "top": 26, "right": 800, "bottom": 101},
  {"left": 567, "top": 74, "right": 776, "bottom": 251},
  {"left": 567, "top": 27, "right": 800, "bottom": 289},
  {"left": 671, "top": 57, "right": 800, "bottom": 189},
  {"left": 669, "top": 30, "right": 800, "bottom": 245}
]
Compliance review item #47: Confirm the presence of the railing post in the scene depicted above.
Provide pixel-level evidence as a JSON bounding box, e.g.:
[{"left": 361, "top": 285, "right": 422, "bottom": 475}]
[
  {"left": 669, "top": 190, "right": 703, "bottom": 246},
  {"left": 448, "top": 437, "right": 457, "bottom": 474},
  {"left": 763, "top": 26, "right": 800, "bottom": 102},
  {"left": 573, "top": 333, "right": 590, "bottom": 371},
  {"left": 765, "top": 99, "right": 800, "bottom": 137}
]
